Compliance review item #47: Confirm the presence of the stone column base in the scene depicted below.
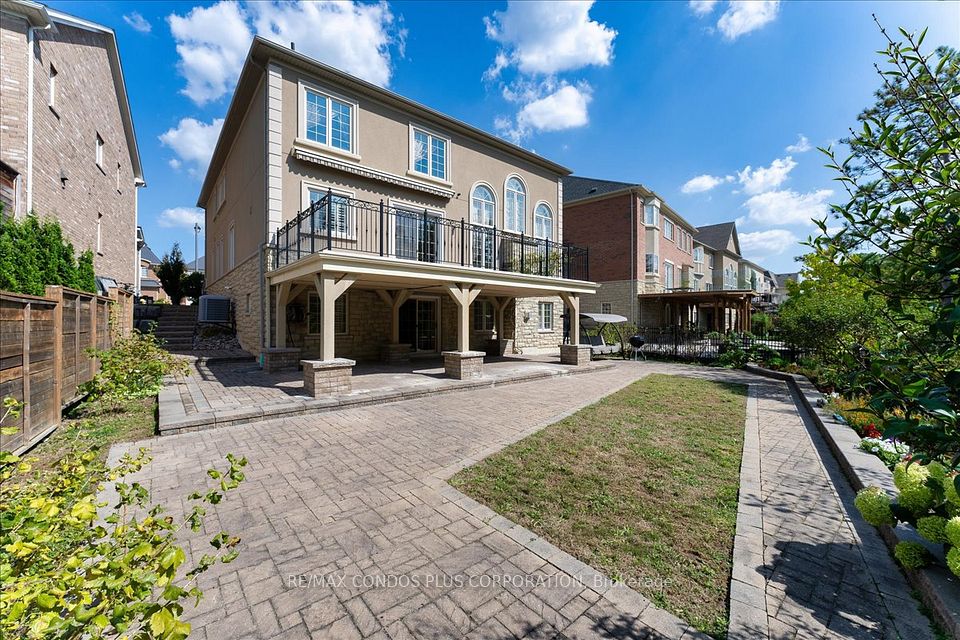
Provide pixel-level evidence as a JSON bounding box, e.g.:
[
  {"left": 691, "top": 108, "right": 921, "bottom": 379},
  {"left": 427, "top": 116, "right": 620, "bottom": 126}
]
[
  {"left": 560, "top": 344, "right": 592, "bottom": 366},
  {"left": 261, "top": 347, "right": 302, "bottom": 372},
  {"left": 381, "top": 343, "right": 412, "bottom": 364},
  {"left": 442, "top": 350, "right": 485, "bottom": 380},
  {"left": 301, "top": 358, "right": 356, "bottom": 397}
]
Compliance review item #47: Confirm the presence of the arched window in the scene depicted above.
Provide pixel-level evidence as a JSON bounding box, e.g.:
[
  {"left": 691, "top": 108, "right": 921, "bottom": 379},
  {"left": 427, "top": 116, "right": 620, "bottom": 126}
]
[
  {"left": 504, "top": 177, "right": 526, "bottom": 233},
  {"left": 534, "top": 203, "right": 553, "bottom": 240},
  {"left": 470, "top": 184, "right": 495, "bottom": 226}
]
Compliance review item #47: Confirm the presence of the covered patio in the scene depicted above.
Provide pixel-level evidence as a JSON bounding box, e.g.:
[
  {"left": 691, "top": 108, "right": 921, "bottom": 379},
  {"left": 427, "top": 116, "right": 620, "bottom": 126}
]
[{"left": 638, "top": 289, "right": 755, "bottom": 332}]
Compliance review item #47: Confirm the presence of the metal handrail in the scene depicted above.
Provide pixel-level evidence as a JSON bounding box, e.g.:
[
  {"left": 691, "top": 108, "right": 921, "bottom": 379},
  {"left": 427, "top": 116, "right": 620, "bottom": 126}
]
[{"left": 273, "top": 191, "right": 590, "bottom": 281}]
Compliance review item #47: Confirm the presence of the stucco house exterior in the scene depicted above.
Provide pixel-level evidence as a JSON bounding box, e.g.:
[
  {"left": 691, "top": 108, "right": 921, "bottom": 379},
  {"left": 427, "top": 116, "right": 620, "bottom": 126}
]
[
  {"left": 0, "top": 0, "right": 144, "bottom": 289},
  {"left": 199, "top": 37, "right": 595, "bottom": 380},
  {"left": 563, "top": 176, "right": 769, "bottom": 333}
]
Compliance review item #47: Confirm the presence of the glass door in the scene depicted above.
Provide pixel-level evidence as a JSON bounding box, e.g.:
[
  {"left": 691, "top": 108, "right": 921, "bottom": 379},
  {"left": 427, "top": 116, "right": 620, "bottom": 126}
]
[
  {"left": 395, "top": 209, "right": 439, "bottom": 263},
  {"left": 398, "top": 298, "right": 439, "bottom": 353}
]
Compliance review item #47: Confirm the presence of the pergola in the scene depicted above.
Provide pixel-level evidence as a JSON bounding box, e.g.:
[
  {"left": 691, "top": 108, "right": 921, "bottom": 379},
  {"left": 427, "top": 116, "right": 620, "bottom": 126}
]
[{"left": 637, "top": 289, "right": 755, "bottom": 332}]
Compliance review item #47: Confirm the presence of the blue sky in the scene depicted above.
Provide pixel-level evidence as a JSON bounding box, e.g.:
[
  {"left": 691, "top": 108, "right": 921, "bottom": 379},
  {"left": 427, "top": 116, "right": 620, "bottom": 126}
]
[{"left": 48, "top": 0, "right": 960, "bottom": 273}]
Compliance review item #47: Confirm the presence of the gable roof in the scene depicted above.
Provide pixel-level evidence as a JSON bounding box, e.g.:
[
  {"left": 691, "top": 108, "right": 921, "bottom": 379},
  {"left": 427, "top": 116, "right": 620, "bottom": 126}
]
[
  {"left": 563, "top": 176, "right": 640, "bottom": 203},
  {"left": 5, "top": 1, "right": 144, "bottom": 185},
  {"left": 198, "top": 36, "right": 569, "bottom": 206},
  {"left": 694, "top": 222, "right": 740, "bottom": 255}
]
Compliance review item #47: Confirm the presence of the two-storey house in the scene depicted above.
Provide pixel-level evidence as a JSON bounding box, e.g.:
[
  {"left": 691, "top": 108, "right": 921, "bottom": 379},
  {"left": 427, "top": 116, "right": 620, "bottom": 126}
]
[
  {"left": 199, "top": 38, "right": 595, "bottom": 380},
  {"left": 0, "top": 0, "right": 144, "bottom": 288},
  {"left": 563, "top": 176, "right": 758, "bottom": 333}
]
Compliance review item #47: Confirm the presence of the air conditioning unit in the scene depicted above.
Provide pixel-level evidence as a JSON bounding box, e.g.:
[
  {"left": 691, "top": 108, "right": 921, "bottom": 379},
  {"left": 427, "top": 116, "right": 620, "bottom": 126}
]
[{"left": 198, "top": 295, "right": 231, "bottom": 324}]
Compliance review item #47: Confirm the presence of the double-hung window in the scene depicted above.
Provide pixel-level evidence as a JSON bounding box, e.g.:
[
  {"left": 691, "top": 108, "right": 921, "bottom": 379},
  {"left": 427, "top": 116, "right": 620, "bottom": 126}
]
[
  {"left": 645, "top": 253, "right": 659, "bottom": 273},
  {"left": 644, "top": 204, "right": 658, "bottom": 226},
  {"left": 538, "top": 301, "right": 554, "bottom": 331},
  {"left": 304, "top": 87, "right": 354, "bottom": 153},
  {"left": 663, "top": 218, "right": 675, "bottom": 241},
  {"left": 693, "top": 246, "right": 704, "bottom": 263},
  {"left": 308, "top": 187, "right": 351, "bottom": 237},
  {"left": 411, "top": 127, "right": 448, "bottom": 180},
  {"left": 664, "top": 261, "right": 675, "bottom": 289},
  {"left": 534, "top": 203, "right": 553, "bottom": 240},
  {"left": 308, "top": 293, "right": 348, "bottom": 335}
]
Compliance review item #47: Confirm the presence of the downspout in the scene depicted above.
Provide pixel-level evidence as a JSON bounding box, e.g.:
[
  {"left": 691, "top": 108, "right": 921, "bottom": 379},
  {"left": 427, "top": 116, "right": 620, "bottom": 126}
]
[
  {"left": 629, "top": 191, "right": 636, "bottom": 326},
  {"left": 25, "top": 25, "right": 34, "bottom": 214}
]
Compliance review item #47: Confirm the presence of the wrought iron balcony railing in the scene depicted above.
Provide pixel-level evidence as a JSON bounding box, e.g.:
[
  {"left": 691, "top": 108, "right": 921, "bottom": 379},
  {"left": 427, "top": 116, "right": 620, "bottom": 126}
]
[{"left": 273, "top": 191, "right": 590, "bottom": 281}]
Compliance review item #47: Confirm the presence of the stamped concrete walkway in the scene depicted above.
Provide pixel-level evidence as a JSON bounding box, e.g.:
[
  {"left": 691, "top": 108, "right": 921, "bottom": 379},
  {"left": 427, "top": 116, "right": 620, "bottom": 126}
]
[{"left": 111, "top": 362, "right": 931, "bottom": 639}]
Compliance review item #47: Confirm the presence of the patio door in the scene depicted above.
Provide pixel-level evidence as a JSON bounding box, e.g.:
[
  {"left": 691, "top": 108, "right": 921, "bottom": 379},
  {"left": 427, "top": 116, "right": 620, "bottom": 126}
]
[{"left": 398, "top": 298, "right": 439, "bottom": 353}]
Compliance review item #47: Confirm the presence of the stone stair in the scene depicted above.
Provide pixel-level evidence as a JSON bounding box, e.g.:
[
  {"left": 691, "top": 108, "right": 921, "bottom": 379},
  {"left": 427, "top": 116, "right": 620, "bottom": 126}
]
[{"left": 154, "top": 305, "right": 198, "bottom": 352}]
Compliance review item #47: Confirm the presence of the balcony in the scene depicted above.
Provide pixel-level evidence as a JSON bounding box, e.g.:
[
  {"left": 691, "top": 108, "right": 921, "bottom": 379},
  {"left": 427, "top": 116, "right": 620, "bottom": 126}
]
[{"left": 273, "top": 192, "right": 590, "bottom": 281}]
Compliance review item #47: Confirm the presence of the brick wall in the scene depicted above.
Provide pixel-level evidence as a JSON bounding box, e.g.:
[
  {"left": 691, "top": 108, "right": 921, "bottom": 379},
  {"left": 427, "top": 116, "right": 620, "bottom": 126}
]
[
  {"left": 28, "top": 23, "right": 137, "bottom": 286},
  {"left": 0, "top": 13, "right": 29, "bottom": 215},
  {"left": 563, "top": 193, "right": 639, "bottom": 283}
]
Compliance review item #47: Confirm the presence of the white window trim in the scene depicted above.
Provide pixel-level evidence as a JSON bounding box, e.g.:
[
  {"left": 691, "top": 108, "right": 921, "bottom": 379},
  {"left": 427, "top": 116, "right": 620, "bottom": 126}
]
[
  {"left": 296, "top": 79, "right": 361, "bottom": 162},
  {"left": 503, "top": 174, "right": 527, "bottom": 234},
  {"left": 533, "top": 200, "right": 554, "bottom": 240},
  {"left": 48, "top": 64, "right": 57, "bottom": 112},
  {"left": 663, "top": 217, "right": 675, "bottom": 241},
  {"left": 663, "top": 259, "right": 675, "bottom": 289},
  {"left": 307, "top": 291, "right": 349, "bottom": 335},
  {"left": 469, "top": 181, "right": 497, "bottom": 227},
  {"left": 388, "top": 197, "right": 446, "bottom": 262},
  {"left": 214, "top": 174, "right": 226, "bottom": 212},
  {"left": 473, "top": 299, "right": 495, "bottom": 332},
  {"left": 537, "top": 301, "right": 554, "bottom": 332},
  {"left": 407, "top": 123, "right": 452, "bottom": 186},
  {"left": 644, "top": 203, "right": 659, "bottom": 228},
  {"left": 301, "top": 182, "right": 357, "bottom": 241},
  {"left": 227, "top": 223, "right": 235, "bottom": 270}
]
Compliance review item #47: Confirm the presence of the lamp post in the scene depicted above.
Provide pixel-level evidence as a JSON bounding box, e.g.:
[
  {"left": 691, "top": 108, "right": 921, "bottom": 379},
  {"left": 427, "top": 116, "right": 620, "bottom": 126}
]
[{"left": 193, "top": 222, "right": 201, "bottom": 272}]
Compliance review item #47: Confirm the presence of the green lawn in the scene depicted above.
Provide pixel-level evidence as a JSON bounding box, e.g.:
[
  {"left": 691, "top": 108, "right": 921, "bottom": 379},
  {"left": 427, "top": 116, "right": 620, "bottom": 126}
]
[
  {"left": 450, "top": 374, "right": 747, "bottom": 638},
  {"left": 30, "top": 396, "right": 157, "bottom": 470}
]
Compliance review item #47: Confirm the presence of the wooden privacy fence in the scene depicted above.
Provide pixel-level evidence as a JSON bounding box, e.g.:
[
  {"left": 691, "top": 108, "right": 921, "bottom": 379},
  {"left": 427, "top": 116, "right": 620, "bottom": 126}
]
[{"left": 0, "top": 286, "right": 133, "bottom": 453}]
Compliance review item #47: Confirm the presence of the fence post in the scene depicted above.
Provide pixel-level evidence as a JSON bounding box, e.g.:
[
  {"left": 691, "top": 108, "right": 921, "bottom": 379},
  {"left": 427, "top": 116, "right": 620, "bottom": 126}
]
[
  {"left": 460, "top": 219, "right": 465, "bottom": 266},
  {"left": 45, "top": 286, "right": 63, "bottom": 414},
  {"left": 379, "top": 200, "right": 385, "bottom": 257},
  {"left": 90, "top": 294, "right": 98, "bottom": 376},
  {"left": 21, "top": 300, "right": 31, "bottom": 441},
  {"left": 326, "top": 188, "right": 333, "bottom": 250}
]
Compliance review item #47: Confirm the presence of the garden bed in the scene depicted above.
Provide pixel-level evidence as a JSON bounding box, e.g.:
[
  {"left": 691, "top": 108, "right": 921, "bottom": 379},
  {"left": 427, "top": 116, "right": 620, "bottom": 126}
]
[{"left": 450, "top": 374, "right": 747, "bottom": 637}]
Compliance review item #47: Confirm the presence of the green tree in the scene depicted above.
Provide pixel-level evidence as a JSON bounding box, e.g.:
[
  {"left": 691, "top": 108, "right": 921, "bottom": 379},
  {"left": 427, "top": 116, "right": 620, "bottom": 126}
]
[
  {"left": 155, "top": 244, "right": 186, "bottom": 305},
  {"left": 813, "top": 22, "right": 959, "bottom": 468},
  {"left": 76, "top": 250, "right": 96, "bottom": 293},
  {"left": 182, "top": 271, "right": 204, "bottom": 304}
]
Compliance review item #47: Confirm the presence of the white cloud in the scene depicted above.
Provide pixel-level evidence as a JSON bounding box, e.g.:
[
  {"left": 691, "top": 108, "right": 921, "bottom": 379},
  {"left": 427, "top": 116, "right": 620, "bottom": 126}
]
[
  {"left": 689, "top": 1, "right": 719, "bottom": 17},
  {"left": 168, "top": 2, "right": 252, "bottom": 105},
  {"left": 159, "top": 117, "right": 224, "bottom": 177},
  {"left": 249, "top": 1, "right": 399, "bottom": 88},
  {"left": 739, "top": 229, "right": 798, "bottom": 257},
  {"left": 519, "top": 84, "right": 591, "bottom": 131},
  {"left": 681, "top": 173, "right": 733, "bottom": 194},
  {"left": 123, "top": 11, "right": 152, "bottom": 33},
  {"left": 168, "top": 1, "right": 400, "bottom": 106},
  {"left": 157, "top": 207, "right": 204, "bottom": 229},
  {"left": 785, "top": 134, "right": 812, "bottom": 153},
  {"left": 737, "top": 156, "right": 796, "bottom": 195},
  {"left": 717, "top": 0, "right": 780, "bottom": 40},
  {"left": 743, "top": 189, "right": 833, "bottom": 226},
  {"left": 484, "top": 1, "right": 616, "bottom": 77}
]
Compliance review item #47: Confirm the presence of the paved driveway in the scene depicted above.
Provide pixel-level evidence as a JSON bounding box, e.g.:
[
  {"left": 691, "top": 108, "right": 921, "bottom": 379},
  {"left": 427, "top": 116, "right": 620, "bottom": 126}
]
[{"left": 112, "top": 362, "right": 931, "bottom": 639}]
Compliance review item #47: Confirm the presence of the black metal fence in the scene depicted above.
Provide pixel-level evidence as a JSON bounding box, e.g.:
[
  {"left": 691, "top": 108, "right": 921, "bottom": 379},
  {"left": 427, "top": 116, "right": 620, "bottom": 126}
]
[
  {"left": 634, "top": 328, "right": 805, "bottom": 362},
  {"left": 273, "top": 192, "right": 590, "bottom": 281}
]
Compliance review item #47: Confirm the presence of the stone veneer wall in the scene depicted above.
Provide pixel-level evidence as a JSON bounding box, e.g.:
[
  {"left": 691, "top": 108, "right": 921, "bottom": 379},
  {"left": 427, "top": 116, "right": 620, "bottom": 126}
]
[
  {"left": 206, "top": 251, "right": 263, "bottom": 354},
  {"left": 578, "top": 280, "right": 640, "bottom": 326},
  {"left": 508, "top": 296, "right": 564, "bottom": 351}
]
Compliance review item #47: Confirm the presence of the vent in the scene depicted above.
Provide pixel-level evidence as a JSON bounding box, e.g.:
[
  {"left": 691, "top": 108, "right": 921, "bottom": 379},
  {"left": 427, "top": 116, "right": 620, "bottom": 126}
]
[{"left": 198, "top": 295, "right": 231, "bottom": 324}]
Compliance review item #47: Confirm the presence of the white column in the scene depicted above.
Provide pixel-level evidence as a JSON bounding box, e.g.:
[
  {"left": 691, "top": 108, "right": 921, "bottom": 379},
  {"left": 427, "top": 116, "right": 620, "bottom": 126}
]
[
  {"left": 313, "top": 273, "right": 356, "bottom": 360},
  {"left": 275, "top": 282, "right": 291, "bottom": 347},
  {"left": 444, "top": 283, "right": 482, "bottom": 352}
]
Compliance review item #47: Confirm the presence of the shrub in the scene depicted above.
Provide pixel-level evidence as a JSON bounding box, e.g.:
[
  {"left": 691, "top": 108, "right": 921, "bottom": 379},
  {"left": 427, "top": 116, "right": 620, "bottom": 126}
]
[
  {"left": 854, "top": 487, "right": 895, "bottom": 526},
  {"left": 0, "top": 433, "right": 246, "bottom": 639},
  {"left": 893, "top": 541, "right": 930, "bottom": 570},
  {"left": 858, "top": 437, "right": 910, "bottom": 468},
  {"left": 0, "top": 215, "right": 95, "bottom": 296},
  {"left": 84, "top": 332, "right": 188, "bottom": 405},
  {"left": 751, "top": 312, "right": 773, "bottom": 336},
  {"left": 156, "top": 244, "right": 187, "bottom": 305},
  {"left": 916, "top": 516, "right": 948, "bottom": 543},
  {"left": 183, "top": 271, "right": 204, "bottom": 304}
]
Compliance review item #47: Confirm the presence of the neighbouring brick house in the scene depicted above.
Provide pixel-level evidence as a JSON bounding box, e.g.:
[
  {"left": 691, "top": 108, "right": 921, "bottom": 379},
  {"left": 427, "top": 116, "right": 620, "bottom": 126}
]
[
  {"left": 199, "top": 37, "right": 595, "bottom": 380},
  {"left": 563, "top": 176, "right": 770, "bottom": 333},
  {"left": 138, "top": 242, "right": 168, "bottom": 303},
  {"left": 0, "top": 0, "right": 143, "bottom": 289}
]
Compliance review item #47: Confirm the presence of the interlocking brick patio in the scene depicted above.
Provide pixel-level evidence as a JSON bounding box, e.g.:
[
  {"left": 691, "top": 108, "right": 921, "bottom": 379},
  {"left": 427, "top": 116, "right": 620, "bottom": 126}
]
[{"left": 112, "top": 362, "right": 933, "bottom": 639}]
